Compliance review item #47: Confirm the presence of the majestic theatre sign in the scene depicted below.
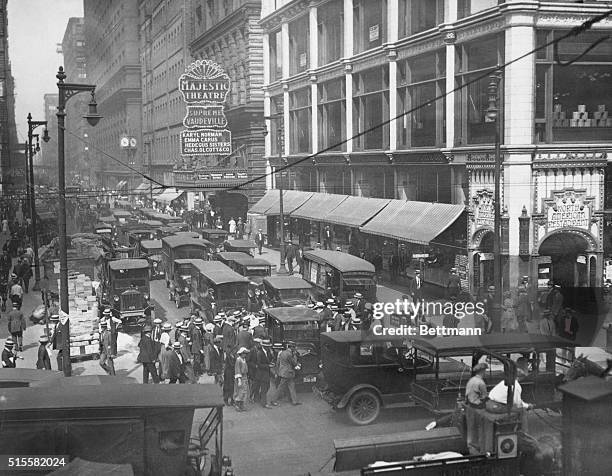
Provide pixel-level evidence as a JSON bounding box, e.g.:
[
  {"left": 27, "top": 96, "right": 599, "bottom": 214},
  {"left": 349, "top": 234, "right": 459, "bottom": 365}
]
[{"left": 178, "top": 60, "right": 232, "bottom": 172}]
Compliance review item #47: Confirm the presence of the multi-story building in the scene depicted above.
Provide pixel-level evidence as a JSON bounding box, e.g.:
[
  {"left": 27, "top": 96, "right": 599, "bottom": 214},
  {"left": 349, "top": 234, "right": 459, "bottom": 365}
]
[
  {"left": 187, "top": 0, "right": 266, "bottom": 217},
  {"left": 84, "top": 0, "right": 142, "bottom": 190},
  {"left": 36, "top": 93, "right": 59, "bottom": 184},
  {"left": 260, "top": 0, "right": 612, "bottom": 303},
  {"left": 0, "top": 0, "right": 19, "bottom": 194},
  {"left": 139, "top": 0, "right": 192, "bottom": 188},
  {"left": 61, "top": 17, "right": 90, "bottom": 185}
]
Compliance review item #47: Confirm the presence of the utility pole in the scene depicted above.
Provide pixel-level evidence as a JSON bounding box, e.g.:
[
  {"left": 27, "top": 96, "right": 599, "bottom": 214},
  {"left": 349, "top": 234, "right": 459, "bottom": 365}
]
[
  {"left": 27, "top": 113, "right": 50, "bottom": 292},
  {"left": 485, "top": 70, "right": 503, "bottom": 332},
  {"left": 264, "top": 113, "right": 287, "bottom": 274}
]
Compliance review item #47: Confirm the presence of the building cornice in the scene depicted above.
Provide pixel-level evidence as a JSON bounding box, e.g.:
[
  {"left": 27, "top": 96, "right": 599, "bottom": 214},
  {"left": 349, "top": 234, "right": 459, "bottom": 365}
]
[
  {"left": 190, "top": 2, "right": 262, "bottom": 54},
  {"left": 260, "top": 0, "right": 309, "bottom": 31}
]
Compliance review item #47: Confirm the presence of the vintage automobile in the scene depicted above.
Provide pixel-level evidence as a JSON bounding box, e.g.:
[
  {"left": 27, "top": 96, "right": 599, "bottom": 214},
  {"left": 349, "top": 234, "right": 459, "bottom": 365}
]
[
  {"left": 223, "top": 239, "right": 256, "bottom": 256},
  {"left": 138, "top": 219, "right": 164, "bottom": 229},
  {"left": 94, "top": 220, "right": 114, "bottom": 237},
  {"left": 317, "top": 331, "right": 577, "bottom": 425},
  {"left": 127, "top": 228, "right": 158, "bottom": 248},
  {"left": 228, "top": 255, "right": 272, "bottom": 286},
  {"left": 264, "top": 306, "right": 322, "bottom": 385},
  {"left": 161, "top": 235, "right": 211, "bottom": 286},
  {"left": 191, "top": 261, "right": 250, "bottom": 319},
  {"left": 262, "top": 276, "right": 313, "bottom": 307},
  {"left": 302, "top": 250, "right": 377, "bottom": 302},
  {"left": 103, "top": 258, "right": 151, "bottom": 325},
  {"left": 110, "top": 208, "right": 134, "bottom": 224},
  {"left": 214, "top": 251, "right": 250, "bottom": 266},
  {"left": 168, "top": 258, "right": 206, "bottom": 309},
  {"left": 0, "top": 381, "right": 232, "bottom": 475},
  {"left": 140, "top": 239, "right": 164, "bottom": 279},
  {"left": 199, "top": 228, "right": 230, "bottom": 251}
]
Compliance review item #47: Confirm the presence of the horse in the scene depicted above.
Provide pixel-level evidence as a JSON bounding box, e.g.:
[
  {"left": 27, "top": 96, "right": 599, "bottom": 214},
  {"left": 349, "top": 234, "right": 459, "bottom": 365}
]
[{"left": 563, "top": 354, "right": 611, "bottom": 382}]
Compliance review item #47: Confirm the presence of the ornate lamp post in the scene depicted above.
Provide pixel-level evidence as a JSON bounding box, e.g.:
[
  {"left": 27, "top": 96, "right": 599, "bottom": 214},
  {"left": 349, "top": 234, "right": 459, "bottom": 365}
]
[
  {"left": 56, "top": 66, "right": 101, "bottom": 313},
  {"left": 27, "top": 113, "right": 50, "bottom": 291},
  {"left": 263, "top": 113, "right": 287, "bottom": 275},
  {"left": 485, "top": 70, "right": 503, "bottom": 332}
]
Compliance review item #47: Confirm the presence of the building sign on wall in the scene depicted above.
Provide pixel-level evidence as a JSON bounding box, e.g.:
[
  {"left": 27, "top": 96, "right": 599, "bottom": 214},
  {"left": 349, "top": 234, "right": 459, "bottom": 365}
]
[
  {"left": 546, "top": 193, "right": 591, "bottom": 232},
  {"left": 472, "top": 189, "right": 495, "bottom": 229},
  {"left": 369, "top": 24, "right": 379, "bottom": 42},
  {"left": 178, "top": 60, "right": 232, "bottom": 165}
]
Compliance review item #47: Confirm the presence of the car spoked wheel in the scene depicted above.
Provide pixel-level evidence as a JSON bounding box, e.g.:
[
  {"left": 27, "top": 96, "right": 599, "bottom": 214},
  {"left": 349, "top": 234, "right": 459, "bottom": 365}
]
[{"left": 347, "top": 390, "right": 380, "bottom": 425}]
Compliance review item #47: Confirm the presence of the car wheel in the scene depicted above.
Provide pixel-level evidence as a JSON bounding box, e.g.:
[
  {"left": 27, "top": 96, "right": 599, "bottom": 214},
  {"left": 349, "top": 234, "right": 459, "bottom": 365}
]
[{"left": 347, "top": 390, "right": 380, "bottom": 425}]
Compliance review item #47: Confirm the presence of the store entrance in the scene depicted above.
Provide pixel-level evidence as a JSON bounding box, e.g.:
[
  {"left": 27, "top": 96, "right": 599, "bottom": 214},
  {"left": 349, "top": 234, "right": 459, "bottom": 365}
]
[
  {"left": 473, "top": 231, "right": 494, "bottom": 294},
  {"left": 539, "top": 232, "right": 589, "bottom": 287}
]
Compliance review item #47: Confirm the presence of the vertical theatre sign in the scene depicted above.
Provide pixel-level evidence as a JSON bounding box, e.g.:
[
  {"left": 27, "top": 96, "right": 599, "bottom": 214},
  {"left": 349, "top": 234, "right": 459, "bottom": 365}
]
[{"left": 179, "top": 60, "right": 232, "bottom": 159}]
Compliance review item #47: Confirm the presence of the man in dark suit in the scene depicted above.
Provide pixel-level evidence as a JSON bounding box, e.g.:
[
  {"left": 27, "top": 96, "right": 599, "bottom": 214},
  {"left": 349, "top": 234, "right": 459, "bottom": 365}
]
[
  {"left": 167, "top": 342, "right": 187, "bottom": 384},
  {"left": 252, "top": 338, "right": 274, "bottom": 408},
  {"left": 208, "top": 335, "right": 224, "bottom": 385},
  {"left": 285, "top": 242, "right": 296, "bottom": 274},
  {"left": 221, "top": 316, "right": 237, "bottom": 354},
  {"left": 236, "top": 321, "right": 253, "bottom": 349},
  {"left": 36, "top": 335, "right": 51, "bottom": 370},
  {"left": 271, "top": 342, "right": 301, "bottom": 406},
  {"left": 255, "top": 229, "right": 264, "bottom": 255},
  {"left": 51, "top": 314, "right": 71, "bottom": 377},
  {"left": 137, "top": 326, "right": 160, "bottom": 384},
  {"left": 190, "top": 317, "right": 205, "bottom": 377},
  {"left": 446, "top": 268, "right": 461, "bottom": 300}
]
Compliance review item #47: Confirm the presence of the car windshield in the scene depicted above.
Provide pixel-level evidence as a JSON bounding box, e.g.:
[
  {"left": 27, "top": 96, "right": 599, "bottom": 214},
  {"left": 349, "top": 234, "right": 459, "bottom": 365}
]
[
  {"left": 282, "top": 321, "right": 319, "bottom": 340},
  {"left": 244, "top": 266, "right": 269, "bottom": 277},
  {"left": 112, "top": 278, "right": 147, "bottom": 290},
  {"left": 342, "top": 276, "right": 375, "bottom": 294},
  {"left": 175, "top": 264, "right": 192, "bottom": 274},
  {"left": 217, "top": 283, "right": 246, "bottom": 301},
  {"left": 278, "top": 288, "right": 309, "bottom": 300}
]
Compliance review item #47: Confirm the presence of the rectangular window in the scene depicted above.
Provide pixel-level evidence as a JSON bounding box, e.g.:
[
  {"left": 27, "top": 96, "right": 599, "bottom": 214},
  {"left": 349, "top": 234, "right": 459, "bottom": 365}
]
[
  {"left": 353, "top": 0, "right": 387, "bottom": 55},
  {"left": 289, "top": 15, "right": 309, "bottom": 76},
  {"left": 535, "top": 30, "right": 612, "bottom": 143},
  {"left": 398, "top": 0, "right": 444, "bottom": 39},
  {"left": 317, "top": 0, "right": 343, "bottom": 66},
  {"left": 289, "top": 88, "right": 312, "bottom": 153},
  {"left": 270, "top": 96, "right": 283, "bottom": 156},
  {"left": 353, "top": 68, "right": 389, "bottom": 150},
  {"left": 455, "top": 34, "right": 504, "bottom": 145},
  {"left": 398, "top": 51, "right": 446, "bottom": 148},
  {"left": 318, "top": 78, "right": 346, "bottom": 151},
  {"left": 458, "top": 0, "right": 502, "bottom": 19},
  {"left": 269, "top": 30, "right": 282, "bottom": 82}
]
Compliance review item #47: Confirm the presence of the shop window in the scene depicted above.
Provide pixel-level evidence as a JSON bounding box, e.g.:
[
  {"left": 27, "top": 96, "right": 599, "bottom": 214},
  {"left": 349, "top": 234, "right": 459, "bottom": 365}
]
[
  {"left": 318, "top": 78, "right": 346, "bottom": 151},
  {"left": 458, "top": 0, "right": 503, "bottom": 19},
  {"left": 318, "top": 0, "right": 343, "bottom": 66},
  {"left": 353, "top": 68, "right": 389, "bottom": 151},
  {"left": 289, "top": 15, "right": 309, "bottom": 76},
  {"left": 270, "top": 96, "right": 283, "bottom": 156},
  {"left": 289, "top": 88, "right": 311, "bottom": 154},
  {"left": 535, "top": 31, "right": 612, "bottom": 144},
  {"left": 269, "top": 30, "right": 282, "bottom": 82},
  {"left": 353, "top": 0, "right": 387, "bottom": 55},
  {"left": 397, "top": 50, "right": 446, "bottom": 148},
  {"left": 455, "top": 35, "right": 504, "bottom": 145},
  {"left": 398, "top": 0, "right": 444, "bottom": 39}
]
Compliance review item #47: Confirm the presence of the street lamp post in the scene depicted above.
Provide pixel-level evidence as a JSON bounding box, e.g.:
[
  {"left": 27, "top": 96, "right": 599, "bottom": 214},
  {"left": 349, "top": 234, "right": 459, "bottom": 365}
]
[
  {"left": 27, "top": 113, "right": 50, "bottom": 291},
  {"left": 485, "top": 70, "right": 503, "bottom": 333},
  {"left": 56, "top": 66, "right": 101, "bottom": 314},
  {"left": 264, "top": 114, "right": 287, "bottom": 275}
]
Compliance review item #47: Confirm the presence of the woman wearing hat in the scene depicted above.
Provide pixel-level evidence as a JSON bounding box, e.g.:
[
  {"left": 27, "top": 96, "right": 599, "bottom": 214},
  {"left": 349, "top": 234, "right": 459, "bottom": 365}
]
[
  {"left": 36, "top": 335, "right": 52, "bottom": 370},
  {"left": 234, "top": 347, "right": 250, "bottom": 411}
]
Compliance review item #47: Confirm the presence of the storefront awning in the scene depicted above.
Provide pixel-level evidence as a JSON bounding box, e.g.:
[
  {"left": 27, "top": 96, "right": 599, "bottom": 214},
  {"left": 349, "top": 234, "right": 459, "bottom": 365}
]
[
  {"left": 360, "top": 200, "right": 466, "bottom": 245},
  {"left": 291, "top": 192, "right": 349, "bottom": 220},
  {"left": 115, "top": 180, "right": 127, "bottom": 190},
  {"left": 154, "top": 188, "right": 183, "bottom": 204},
  {"left": 134, "top": 182, "right": 150, "bottom": 194},
  {"left": 249, "top": 189, "right": 280, "bottom": 214},
  {"left": 265, "top": 190, "right": 314, "bottom": 216},
  {"left": 323, "top": 196, "right": 392, "bottom": 227}
]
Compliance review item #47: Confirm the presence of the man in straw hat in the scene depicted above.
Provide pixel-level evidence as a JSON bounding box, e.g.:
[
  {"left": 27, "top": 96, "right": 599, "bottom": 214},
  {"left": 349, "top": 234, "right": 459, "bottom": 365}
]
[
  {"left": 1, "top": 337, "right": 17, "bottom": 368},
  {"left": 99, "top": 320, "right": 116, "bottom": 376},
  {"left": 167, "top": 341, "right": 188, "bottom": 384},
  {"left": 36, "top": 335, "right": 52, "bottom": 370},
  {"left": 234, "top": 347, "right": 250, "bottom": 411},
  {"left": 270, "top": 342, "right": 301, "bottom": 406},
  {"left": 209, "top": 335, "right": 224, "bottom": 385},
  {"left": 464, "top": 362, "right": 489, "bottom": 454}
]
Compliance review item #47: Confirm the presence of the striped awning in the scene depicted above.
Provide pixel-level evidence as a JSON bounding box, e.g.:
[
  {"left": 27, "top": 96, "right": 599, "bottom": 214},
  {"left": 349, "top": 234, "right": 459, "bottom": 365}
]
[
  {"left": 323, "top": 196, "right": 391, "bottom": 227},
  {"left": 291, "top": 193, "right": 348, "bottom": 220}
]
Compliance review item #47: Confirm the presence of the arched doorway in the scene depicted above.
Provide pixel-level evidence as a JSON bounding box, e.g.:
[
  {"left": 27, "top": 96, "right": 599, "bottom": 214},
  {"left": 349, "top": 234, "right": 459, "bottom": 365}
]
[
  {"left": 472, "top": 230, "right": 494, "bottom": 294},
  {"left": 538, "top": 231, "right": 591, "bottom": 287}
]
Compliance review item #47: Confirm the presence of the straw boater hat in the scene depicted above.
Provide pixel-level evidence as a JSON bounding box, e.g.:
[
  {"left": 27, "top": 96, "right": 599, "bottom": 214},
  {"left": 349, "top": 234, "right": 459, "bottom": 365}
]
[
  {"left": 307, "top": 303, "right": 315, "bottom": 309},
  {"left": 103, "top": 308, "right": 111, "bottom": 315},
  {"left": 5, "top": 337, "right": 14, "bottom": 348},
  {"left": 350, "top": 315, "right": 361, "bottom": 325},
  {"left": 261, "top": 338, "right": 272, "bottom": 347},
  {"left": 162, "top": 322, "right": 172, "bottom": 331},
  {"left": 315, "top": 302, "right": 324, "bottom": 309},
  {"left": 39, "top": 335, "right": 49, "bottom": 343},
  {"left": 345, "top": 300, "right": 354, "bottom": 307},
  {"left": 172, "top": 342, "right": 182, "bottom": 350},
  {"left": 205, "top": 323, "right": 215, "bottom": 333},
  {"left": 50, "top": 314, "right": 59, "bottom": 322},
  {"left": 237, "top": 347, "right": 250, "bottom": 355},
  {"left": 194, "top": 317, "right": 204, "bottom": 325},
  {"left": 253, "top": 337, "right": 263, "bottom": 344},
  {"left": 214, "top": 314, "right": 224, "bottom": 323},
  {"left": 488, "top": 285, "right": 496, "bottom": 292},
  {"left": 473, "top": 362, "right": 488, "bottom": 374},
  {"left": 354, "top": 293, "right": 363, "bottom": 299},
  {"left": 143, "top": 326, "right": 153, "bottom": 333},
  {"left": 326, "top": 298, "right": 335, "bottom": 305},
  {"left": 153, "top": 318, "right": 162, "bottom": 325}
]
